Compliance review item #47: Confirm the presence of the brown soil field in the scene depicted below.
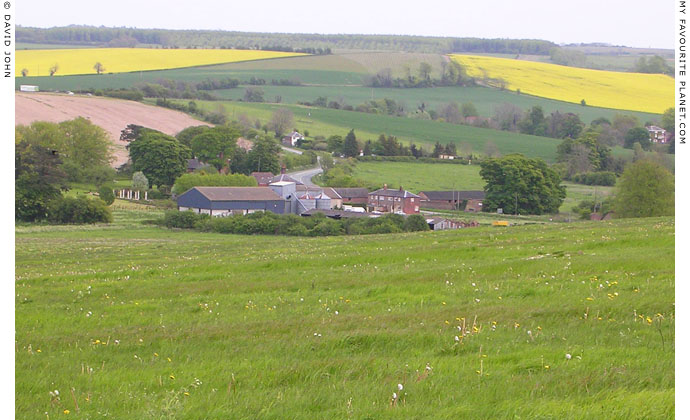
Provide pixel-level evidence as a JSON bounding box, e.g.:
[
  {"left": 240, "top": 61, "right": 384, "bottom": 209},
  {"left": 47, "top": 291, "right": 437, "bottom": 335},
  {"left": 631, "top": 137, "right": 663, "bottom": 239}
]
[{"left": 15, "top": 93, "right": 211, "bottom": 167}]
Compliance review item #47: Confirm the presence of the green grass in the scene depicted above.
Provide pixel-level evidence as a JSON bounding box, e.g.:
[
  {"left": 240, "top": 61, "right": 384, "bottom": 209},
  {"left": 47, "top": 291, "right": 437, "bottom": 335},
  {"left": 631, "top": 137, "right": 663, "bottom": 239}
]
[
  {"left": 347, "top": 161, "right": 614, "bottom": 214},
  {"left": 350, "top": 161, "right": 485, "bottom": 191},
  {"left": 15, "top": 213, "right": 674, "bottom": 419}
]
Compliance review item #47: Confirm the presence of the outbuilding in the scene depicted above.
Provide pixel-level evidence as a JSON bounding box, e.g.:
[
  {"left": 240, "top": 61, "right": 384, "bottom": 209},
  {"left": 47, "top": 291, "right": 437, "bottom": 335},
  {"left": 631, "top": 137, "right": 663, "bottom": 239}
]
[{"left": 176, "top": 186, "right": 288, "bottom": 216}]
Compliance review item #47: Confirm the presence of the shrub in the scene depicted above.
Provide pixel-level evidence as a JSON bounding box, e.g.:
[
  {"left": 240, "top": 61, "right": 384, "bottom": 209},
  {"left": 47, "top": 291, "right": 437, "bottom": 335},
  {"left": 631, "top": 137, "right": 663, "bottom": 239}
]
[
  {"left": 163, "top": 210, "right": 205, "bottom": 229},
  {"left": 571, "top": 171, "right": 616, "bottom": 186},
  {"left": 98, "top": 185, "right": 115, "bottom": 205},
  {"left": 47, "top": 196, "right": 113, "bottom": 224},
  {"left": 404, "top": 214, "right": 430, "bottom": 231}
]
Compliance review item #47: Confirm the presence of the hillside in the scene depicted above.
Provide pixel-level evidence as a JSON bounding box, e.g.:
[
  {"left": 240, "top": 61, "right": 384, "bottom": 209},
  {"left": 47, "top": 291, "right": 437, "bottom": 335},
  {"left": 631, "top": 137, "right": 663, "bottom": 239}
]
[
  {"left": 15, "top": 214, "right": 674, "bottom": 418},
  {"left": 15, "top": 93, "right": 210, "bottom": 167}
]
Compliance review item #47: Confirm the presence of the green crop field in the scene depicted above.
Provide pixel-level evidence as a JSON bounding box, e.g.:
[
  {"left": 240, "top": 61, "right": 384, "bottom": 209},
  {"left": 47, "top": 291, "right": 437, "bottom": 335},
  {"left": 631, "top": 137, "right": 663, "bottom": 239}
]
[
  {"left": 15, "top": 212, "right": 674, "bottom": 419},
  {"left": 187, "top": 100, "right": 633, "bottom": 163}
]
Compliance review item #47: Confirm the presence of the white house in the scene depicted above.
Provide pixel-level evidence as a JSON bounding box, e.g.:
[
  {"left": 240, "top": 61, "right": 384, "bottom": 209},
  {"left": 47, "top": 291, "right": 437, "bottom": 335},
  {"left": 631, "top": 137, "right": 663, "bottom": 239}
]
[{"left": 281, "top": 131, "right": 305, "bottom": 147}]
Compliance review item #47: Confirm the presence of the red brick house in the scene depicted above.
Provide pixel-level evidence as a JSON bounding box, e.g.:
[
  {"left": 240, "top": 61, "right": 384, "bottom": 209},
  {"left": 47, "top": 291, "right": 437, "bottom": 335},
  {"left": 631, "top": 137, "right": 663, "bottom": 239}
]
[
  {"left": 645, "top": 126, "right": 667, "bottom": 144},
  {"left": 368, "top": 185, "right": 420, "bottom": 214}
]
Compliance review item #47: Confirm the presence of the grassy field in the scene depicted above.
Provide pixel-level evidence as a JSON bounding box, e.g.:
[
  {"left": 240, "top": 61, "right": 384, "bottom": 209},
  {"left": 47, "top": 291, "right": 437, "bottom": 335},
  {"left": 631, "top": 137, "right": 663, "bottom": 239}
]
[
  {"left": 188, "top": 100, "right": 634, "bottom": 164},
  {"left": 15, "top": 211, "right": 674, "bottom": 419},
  {"left": 16, "top": 48, "right": 305, "bottom": 77},
  {"left": 451, "top": 54, "right": 674, "bottom": 114},
  {"left": 347, "top": 161, "right": 613, "bottom": 214}
]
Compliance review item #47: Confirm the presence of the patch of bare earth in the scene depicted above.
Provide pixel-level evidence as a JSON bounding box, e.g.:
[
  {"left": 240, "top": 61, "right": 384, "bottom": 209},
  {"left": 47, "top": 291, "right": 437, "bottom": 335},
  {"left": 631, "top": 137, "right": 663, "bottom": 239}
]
[{"left": 15, "top": 92, "right": 211, "bottom": 167}]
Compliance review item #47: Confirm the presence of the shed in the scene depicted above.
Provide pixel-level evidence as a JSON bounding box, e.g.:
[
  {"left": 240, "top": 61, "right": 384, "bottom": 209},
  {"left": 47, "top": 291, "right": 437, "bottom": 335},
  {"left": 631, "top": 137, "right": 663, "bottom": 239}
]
[{"left": 177, "top": 186, "right": 287, "bottom": 216}]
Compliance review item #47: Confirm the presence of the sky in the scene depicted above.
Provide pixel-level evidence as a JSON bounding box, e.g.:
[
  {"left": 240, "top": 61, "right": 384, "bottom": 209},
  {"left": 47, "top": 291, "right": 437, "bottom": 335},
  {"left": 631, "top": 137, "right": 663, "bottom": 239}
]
[{"left": 19, "top": 0, "right": 674, "bottom": 49}]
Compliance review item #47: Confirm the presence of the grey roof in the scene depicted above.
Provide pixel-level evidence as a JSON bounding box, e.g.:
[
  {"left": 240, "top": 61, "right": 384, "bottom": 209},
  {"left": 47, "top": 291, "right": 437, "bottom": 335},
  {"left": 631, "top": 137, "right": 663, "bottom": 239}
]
[
  {"left": 333, "top": 187, "right": 369, "bottom": 198},
  {"left": 187, "top": 158, "right": 205, "bottom": 170},
  {"left": 271, "top": 174, "right": 303, "bottom": 185},
  {"left": 420, "top": 190, "right": 485, "bottom": 201},
  {"left": 369, "top": 188, "right": 420, "bottom": 198},
  {"left": 322, "top": 187, "right": 342, "bottom": 199},
  {"left": 251, "top": 172, "right": 275, "bottom": 185},
  {"left": 192, "top": 187, "right": 283, "bottom": 201}
]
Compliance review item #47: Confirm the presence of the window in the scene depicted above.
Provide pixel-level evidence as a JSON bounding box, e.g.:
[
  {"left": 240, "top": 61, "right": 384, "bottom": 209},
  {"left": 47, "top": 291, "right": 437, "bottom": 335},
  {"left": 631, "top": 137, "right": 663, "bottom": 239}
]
[
  {"left": 415, "top": 206, "right": 419, "bottom": 211},
  {"left": 411, "top": 198, "right": 415, "bottom": 202}
]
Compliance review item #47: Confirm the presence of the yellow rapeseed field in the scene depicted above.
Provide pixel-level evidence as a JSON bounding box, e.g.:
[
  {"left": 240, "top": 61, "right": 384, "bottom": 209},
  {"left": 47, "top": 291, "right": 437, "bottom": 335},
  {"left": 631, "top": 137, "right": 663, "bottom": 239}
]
[
  {"left": 450, "top": 54, "right": 673, "bottom": 114},
  {"left": 16, "top": 48, "right": 306, "bottom": 77}
]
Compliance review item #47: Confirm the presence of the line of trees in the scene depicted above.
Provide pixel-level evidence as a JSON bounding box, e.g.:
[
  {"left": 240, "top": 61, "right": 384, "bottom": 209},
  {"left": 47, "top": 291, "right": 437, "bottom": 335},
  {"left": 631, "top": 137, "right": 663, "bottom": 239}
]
[{"left": 17, "top": 26, "right": 556, "bottom": 54}]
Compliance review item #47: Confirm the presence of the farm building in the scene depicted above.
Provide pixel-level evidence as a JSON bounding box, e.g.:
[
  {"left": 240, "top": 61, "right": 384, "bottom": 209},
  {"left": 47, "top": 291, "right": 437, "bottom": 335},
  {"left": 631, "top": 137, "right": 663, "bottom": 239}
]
[
  {"left": 418, "top": 190, "right": 485, "bottom": 211},
  {"left": 251, "top": 172, "right": 275, "bottom": 186},
  {"left": 281, "top": 131, "right": 305, "bottom": 147},
  {"left": 187, "top": 158, "right": 206, "bottom": 173},
  {"left": 177, "top": 186, "right": 288, "bottom": 216},
  {"left": 322, "top": 187, "right": 343, "bottom": 208},
  {"left": 333, "top": 188, "right": 369, "bottom": 204},
  {"left": 368, "top": 185, "right": 420, "bottom": 214},
  {"left": 425, "top": 217, "right": 478, "bottom": 230},
  {"left": 645, "top": 126, "right": 669, "bottom": 144},
  {"left": 271, "top": 173, "right": 303, "bottom": 185}
]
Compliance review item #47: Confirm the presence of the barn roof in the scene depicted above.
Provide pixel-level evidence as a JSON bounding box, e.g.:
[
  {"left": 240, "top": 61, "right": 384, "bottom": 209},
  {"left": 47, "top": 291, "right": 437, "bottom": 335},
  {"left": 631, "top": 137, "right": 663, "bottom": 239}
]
[
  {"left": 333, "top": 188, "right": 369, "bottom": 198},
  {"left": 191, "top": 187, "right": 282, "bottom": 201},
  {"left": 369, "top": 188, "right": 420, "bottom": 198}
]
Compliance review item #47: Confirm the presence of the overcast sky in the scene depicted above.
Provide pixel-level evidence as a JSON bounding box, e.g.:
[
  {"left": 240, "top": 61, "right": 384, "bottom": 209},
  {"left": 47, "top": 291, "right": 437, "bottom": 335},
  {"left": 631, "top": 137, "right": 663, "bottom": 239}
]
[{"left": 19, "top": 0, "right": 674, "bottom": 49}]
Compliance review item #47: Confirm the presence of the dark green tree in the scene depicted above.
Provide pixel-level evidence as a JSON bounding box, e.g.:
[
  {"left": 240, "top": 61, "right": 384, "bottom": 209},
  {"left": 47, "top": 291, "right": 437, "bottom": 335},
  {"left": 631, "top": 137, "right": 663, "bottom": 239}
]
[
  {"left": 404, "top": 214, "right": 430, "bottom": 232},
  {"left": 341, "top": 129, "right": 359, "bottom": 158},
  {"left": 614, "top": 160, "right": 674, "bottom": 218},
  {"left": 98, "top": 185, "right": 115, "bottom": 205},
  {"left": 624, "top": 127, "right": 652, "bottom": 150},
  {"left": 15, "top": 141, "right": 68, "bottom": 222},
  {"left": 480, "top": 154, "right": 566, "bottom": 215},
  {"left": 176, "top": 125, "right": 210, "bottom": 147},
  {"left": 246, "top": 137, "right": 281, "bottom": 174},
  {"left": 518, "top": 106, "right": 547, "bottom": 136},
  {"left": 190, "top": 126, "right": 241, "bottom": 170},
  {"left": 128, "top": 130, "right": 192, "bottom": 187}
]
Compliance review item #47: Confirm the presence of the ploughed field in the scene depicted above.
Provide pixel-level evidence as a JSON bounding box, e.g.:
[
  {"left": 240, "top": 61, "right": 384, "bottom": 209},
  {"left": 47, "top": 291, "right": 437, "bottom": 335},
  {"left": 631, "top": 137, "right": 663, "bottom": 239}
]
[{"left": 15, "top": 215, "right": 674, "bottom": 419}]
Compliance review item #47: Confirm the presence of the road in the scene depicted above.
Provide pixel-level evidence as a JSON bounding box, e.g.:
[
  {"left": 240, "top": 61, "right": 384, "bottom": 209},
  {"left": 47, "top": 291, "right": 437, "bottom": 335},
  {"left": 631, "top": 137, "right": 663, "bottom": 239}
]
[{"left": 286, "top": 156, "right": 323, "bottom": 187}]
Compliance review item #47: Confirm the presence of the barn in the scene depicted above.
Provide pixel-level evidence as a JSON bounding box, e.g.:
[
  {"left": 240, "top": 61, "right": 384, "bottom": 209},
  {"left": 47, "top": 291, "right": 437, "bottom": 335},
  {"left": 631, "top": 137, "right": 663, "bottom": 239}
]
[{"left": 176, "top": 186, "right": 288, "bottom": 216}]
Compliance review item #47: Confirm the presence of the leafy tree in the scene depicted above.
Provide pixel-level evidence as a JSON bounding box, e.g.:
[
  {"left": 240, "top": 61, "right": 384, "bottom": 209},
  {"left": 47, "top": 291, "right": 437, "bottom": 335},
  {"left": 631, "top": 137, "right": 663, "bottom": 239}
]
[
  {"left": 21, "top": 68, "right": 28, "bottom": 77},
  {"left": 439, "top": 102, "right": 462, "bottom": 124},
  {"left": 614, "top": 160, "right": 674, "bottom": 218},
  {"left": 432, "top": 142, "right": 444, "bottom": 158},
  {"left": 624, "top": 127, "right": 652, "bottom": 150},
  {"left": 403, "top": 214, "right": 430, "bottom": 232},
  {"left": 132, "top": 171, "right": 149, "bottom": 190},
  {"left": 190, "top": 126, "right": 241, "bottom": 170},
  {"left": 175, "top": 125, "right": 210, "bottom": 147},
  {"left": 93, "top": 62, "right": 106, "bottom": 74},
  {"left": 268, "top": 108, "right": 294, "bottom": 138},
  {"left": 49, "top": 64, "right": 58, "bottom": 76},
  {"left": 245, "top": 137, "right": 281, "bottom": 174},
  {"left": 327, "top": 135, "right": 344, "bottom": 154},
  {"left": 98, "top": 185, "right": 115, "bottom": 205},
  {"left": 480, "top": 154, "right": 566, "bottom": 215},
  {"left": 661, "top": 107, "right": 675, "bottom": 133},
  {"left": 493, "top": 103, "right": 523, "bottom": 131},
  {"left": 243, "top": 87, "right": 265, "bottom": 102},
  {"left": 15, "top": 141, "right": 68, "bottom": 222},
  {"left": 518, "top": 106, "right": 547, "bottom": 136},
  {"left": 128, "top": 130, "right": 192, "bottom": 187},
  {"left": 461, "top": 102, "right": 479, "bottom": 118},
  {"left": 341, "top": 129, "right": 359, "bottom": 158},
  {"left": 418, "top": 62, "right": 433, "bottom": 81}
]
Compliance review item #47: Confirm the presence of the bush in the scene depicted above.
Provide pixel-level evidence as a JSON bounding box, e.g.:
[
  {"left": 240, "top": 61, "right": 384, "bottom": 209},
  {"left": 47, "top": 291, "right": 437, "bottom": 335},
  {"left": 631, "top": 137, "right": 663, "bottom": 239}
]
[
  {"left": 47, "top": 196, "right": 113, "bottom": 224},
  {"left": 98, "top": 185, "right": 115, "bottom": 205},
  {"left": 163, "top": 210, "right": 206, "bottom": 229},
  {"left": 404, "top": 214, "right": 430, "bottom": 231},
  {"left": 571, "top": 171, "right": 616, "bottom": 186}
]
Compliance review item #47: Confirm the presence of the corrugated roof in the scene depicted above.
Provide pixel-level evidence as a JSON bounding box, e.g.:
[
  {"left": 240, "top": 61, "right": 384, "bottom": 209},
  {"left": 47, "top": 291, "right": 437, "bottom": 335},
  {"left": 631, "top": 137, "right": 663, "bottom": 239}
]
[
  {"left": 369, "top": 188, "right": 420, "bottom": 198},
  {"left": 420, "top": 190, "right": 485, "bottom": 201},
  {"left": 272, "top": 174, "right": 303, "bottom": 185},
  {"left": 333, "top": 188, "right": 369, "bottom": 198},
  {"left": 193, "top": 187, "right": 283, "bottom": 201},
  {"left": 322, "top": 187, "right": 342, "bottom": 199}
]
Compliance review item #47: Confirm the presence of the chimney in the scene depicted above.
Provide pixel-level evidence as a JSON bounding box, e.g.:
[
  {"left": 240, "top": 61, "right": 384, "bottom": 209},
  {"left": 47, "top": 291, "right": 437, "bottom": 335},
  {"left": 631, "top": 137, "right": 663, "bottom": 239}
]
[
  {"left": 384, "top": 184, "right": 387, "bottom": 190},
  {"left": 281, "top": 164, "right": 286, "bottom": 174},
  {"left": 399, "top": 186, "right": 403, "bottom": 192}
]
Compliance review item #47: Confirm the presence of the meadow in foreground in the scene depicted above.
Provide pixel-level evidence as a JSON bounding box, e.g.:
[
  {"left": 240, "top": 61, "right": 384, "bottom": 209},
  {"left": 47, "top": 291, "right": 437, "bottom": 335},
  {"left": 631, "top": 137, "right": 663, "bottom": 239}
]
[{"left": 15, "top": 213, "right": 674, "bottom": 419}]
